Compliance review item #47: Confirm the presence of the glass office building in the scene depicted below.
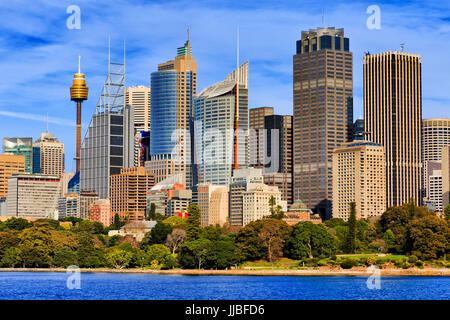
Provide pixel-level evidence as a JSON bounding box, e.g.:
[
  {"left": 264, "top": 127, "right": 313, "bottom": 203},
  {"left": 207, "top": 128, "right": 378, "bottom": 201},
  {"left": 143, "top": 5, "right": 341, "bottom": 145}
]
[{"left": 2, "top": 137, "right": 33, "bottom": 173}]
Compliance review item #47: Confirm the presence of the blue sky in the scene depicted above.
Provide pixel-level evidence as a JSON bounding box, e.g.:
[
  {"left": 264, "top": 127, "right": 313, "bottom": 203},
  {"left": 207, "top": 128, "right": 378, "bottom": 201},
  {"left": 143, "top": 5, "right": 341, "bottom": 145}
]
[{"left": 0, "top": 0, "right": 449, "bottom": 171}]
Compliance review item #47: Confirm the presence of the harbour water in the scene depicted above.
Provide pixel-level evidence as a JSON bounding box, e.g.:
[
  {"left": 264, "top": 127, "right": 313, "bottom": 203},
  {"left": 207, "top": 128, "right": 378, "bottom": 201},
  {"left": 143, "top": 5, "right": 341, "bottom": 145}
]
[{"left": 0, "top": 272, "right": 448, "bottom": 300}]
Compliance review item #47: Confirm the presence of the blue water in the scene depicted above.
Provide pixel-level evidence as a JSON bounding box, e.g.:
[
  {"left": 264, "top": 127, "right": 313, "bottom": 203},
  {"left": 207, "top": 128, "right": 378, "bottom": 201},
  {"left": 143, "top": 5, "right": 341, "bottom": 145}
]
[{"left": 0, "top": 272, "right": 448, "bottom": 300}]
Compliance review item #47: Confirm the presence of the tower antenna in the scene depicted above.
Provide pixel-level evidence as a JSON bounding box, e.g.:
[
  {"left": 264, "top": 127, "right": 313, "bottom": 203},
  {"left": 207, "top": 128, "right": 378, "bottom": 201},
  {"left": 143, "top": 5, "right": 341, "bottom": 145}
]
[
  {"left": 400, "top": 43, "right": 405, "bottom": 52},
  {"left": 322, "top": 8, "right": 324, "bottom": 27}
]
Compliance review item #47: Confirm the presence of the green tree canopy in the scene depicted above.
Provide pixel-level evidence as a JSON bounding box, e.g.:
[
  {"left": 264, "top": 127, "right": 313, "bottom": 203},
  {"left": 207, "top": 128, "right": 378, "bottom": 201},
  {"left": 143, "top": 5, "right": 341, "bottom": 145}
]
[
  {"left": 284, "top": 221, "right": 336, "bottom": 260},
  {"left": 186, "top": 204, "right": 201, "bottom": 241}
]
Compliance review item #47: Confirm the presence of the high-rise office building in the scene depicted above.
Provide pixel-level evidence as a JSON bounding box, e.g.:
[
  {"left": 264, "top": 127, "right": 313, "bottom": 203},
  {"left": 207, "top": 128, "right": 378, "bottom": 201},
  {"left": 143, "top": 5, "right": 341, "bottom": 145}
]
[
  {"left": 263, "top": 115, "right": 293, "bottom": 205},
  {"left": 79, "top": 190, "right": 99, "bottom": 220},
  {"left": 332, "top": 141, "right": 386, "bottom": 220},
  {"left": 6, "top": 174, "right": 61, "bottom": 219},
  {"left": 125, "top": 85, "right": 151, "bottom": 131},
  {"left": 193, "top": 62, "right": 249, "bottom": 186},
  {"left": 2, "top": 137, "right": 33, "bottom": 173},
  {"left": 80, "top": 54, "right": 135, "bottom": 199},
  {"left": 0, "top": 155, "right": 26, "bottom": 198},
  {"left": 110, "top": 167, "right": 155, "bottom": 221},
  {"left": 32, "top": 132, "right": 65, "bottom": 176},
  {"left": 293, "top": 27, "right": 353, "bottom": 219},
  {"left": 442, "top": 146, "right": 450, "bottom": 208},
  {"left": 147, "top": 34, "right": 197, "bottom": 187},
  {"left": 422, "top": 119, "right": 450, "bottom": 162},
  {"left": 249, "top": 107, "right": 274, "bottom": 168},
  {"left": 60, "top": 172, "right": 75, "bottom": 197},
  {"left": 126, "top": 85, "right": 151, "bottom": 167},
  {"left": 353, "top": 118, "right": 365, "bottom": 141},
  {"left": 364, "top": 51, "right": 422, "bottom": 207}
]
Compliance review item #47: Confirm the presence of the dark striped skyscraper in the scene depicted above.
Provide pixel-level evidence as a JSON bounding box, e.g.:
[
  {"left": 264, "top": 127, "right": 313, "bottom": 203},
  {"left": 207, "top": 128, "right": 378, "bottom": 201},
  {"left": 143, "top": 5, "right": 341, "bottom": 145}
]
[
  {"left": 293, "top": 27, "right": 353, "bottom": 220},
  {"left": 364, "top": 51, "right": 422, "bottom": 208}
]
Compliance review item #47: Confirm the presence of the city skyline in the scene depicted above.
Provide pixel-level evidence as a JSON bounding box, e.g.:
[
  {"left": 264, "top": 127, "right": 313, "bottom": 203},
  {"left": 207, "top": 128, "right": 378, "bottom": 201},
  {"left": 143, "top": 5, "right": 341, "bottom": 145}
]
[{"left": 0, "top": 1, "right": 449, "bottom": 171}]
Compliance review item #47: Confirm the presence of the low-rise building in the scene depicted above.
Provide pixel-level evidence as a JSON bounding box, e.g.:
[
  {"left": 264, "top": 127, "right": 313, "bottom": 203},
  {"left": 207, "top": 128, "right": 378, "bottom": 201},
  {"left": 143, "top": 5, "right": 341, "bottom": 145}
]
[
  {"left": 90, "top": 199, "right": 112, "bottom": 227},
  {"left": 243, "top": 184, "right": 283, "bottom": 225},
  {"left": 6, "top": 174, "right": 61, "bottom": 219},
  {"left": 198, "top": 184, "right": 229, "bottom": 226},
  {"left": 108, "top": 220, "right": 157, "bottom": 242},
  {"left": 283, "top": 200, "right": 321, "bottom": 225}
]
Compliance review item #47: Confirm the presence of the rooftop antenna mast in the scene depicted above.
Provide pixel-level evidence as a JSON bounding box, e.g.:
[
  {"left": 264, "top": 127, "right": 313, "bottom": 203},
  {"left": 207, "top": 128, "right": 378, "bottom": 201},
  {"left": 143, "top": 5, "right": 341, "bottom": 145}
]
[
  {"left": 400, "top": 43, "right": 405, "bottom": 52},
  {"left": 322, "top": 8, "right": 325, "bottom": 27}
]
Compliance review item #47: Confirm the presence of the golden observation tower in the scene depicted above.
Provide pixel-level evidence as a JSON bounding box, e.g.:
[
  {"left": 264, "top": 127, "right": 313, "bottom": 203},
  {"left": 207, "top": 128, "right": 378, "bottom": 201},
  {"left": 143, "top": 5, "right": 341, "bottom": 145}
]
[{"left": 70, "top": 56, "right": 88, "bottom": 173}]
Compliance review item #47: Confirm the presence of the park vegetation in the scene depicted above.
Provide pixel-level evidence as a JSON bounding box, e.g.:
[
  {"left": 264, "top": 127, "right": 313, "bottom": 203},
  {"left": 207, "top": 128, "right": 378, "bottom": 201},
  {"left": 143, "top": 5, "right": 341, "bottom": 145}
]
[{"left": 0, "top": 201, "right": 448, "bottom": 270}]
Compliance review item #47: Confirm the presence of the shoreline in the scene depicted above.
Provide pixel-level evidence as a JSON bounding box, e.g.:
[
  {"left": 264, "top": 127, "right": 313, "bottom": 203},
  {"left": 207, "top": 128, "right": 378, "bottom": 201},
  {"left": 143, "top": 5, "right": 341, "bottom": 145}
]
[{"left": 0, "top": 267, "right": 449, "bottom": 277}]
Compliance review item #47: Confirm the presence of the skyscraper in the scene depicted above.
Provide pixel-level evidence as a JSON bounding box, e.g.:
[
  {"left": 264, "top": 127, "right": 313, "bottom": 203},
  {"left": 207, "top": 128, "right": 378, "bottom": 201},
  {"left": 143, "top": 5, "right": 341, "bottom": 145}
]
[
  {"left": 147, "top": 33, "right": 197, "bottom": 187},
  {"left": 249, "top": 107, "right": 273, "bottom": 168},
  {"left": 293, "top": 27, "right": 353, "bottom": 219},
  {"left": 442, "top": 146, "right": 450, "bottom": 208},
  {"left": 80, "top": 48, "right": 135, "bottom": 199},
  {"left": 125, "top": 85, "right": 151, "bottom": 132},
  {"left": 193, "top": 62, "right": 249, "bottom": 186},
  {"left": 263, "top": 114, "right": 294, "bottom": 205},
  {"left": 364, "top": 51, "right": 422, "bottom": 207},
  {"left": 32, "top": 132, "right": 65, "bottom": 176},
  {"left": 422, "top": 118, "right": 450, "bottom": 162},
  {"left": 2, "top": 137, "right": 33, "bottom": 173}
]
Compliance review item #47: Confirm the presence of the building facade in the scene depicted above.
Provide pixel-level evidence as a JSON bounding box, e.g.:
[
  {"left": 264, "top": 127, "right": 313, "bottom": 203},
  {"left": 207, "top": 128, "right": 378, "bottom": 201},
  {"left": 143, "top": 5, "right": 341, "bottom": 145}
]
[
  {"left": 293, "top": 27, "right": 353, "bottom": 220},
  {"left": 442, "top": 146, "right": 450, "bottom": 208},
  {"left": 193, "top": 62, "right": 249, "bottom": 186},
  {"left": 0, "top": 154, "right": 25, "bottom": 198},
  {"left": 89, "top": 199, "right": 112, "bottom": 227},
  {"left": 332, "top": 141, "right": 386, "bottom": 220},
  {"left": 229, "top": 168, "right": 264, "bottom": 226},
  {"left": 110, "top": 167, "right": 155, "bottom": 221},
  {"left": 197, "top": 184, "right": 229, "bottom": 226},
  {"left": 2, "top": 137, "right": 33, "bottom": 173},
  {"left": 6, "top": 174, "right": 61, "bottom": 219},
  {"left": 249, "top": 107, "right": 274, "bottom": 168},
  {"left": 32, "top": 132, "right": 65, "bottom": 176},
  {"left": 263, "top": 114, "right": 293, "bottom": 205},
  {"left": 364, "top": 51, "right": 423, "bottom": 207},
  {"left": 243, "top": 184, "right": 282, "bottom": 226},
  {"left": 147, "top": 36, "right": 197, "bottom": 187}
]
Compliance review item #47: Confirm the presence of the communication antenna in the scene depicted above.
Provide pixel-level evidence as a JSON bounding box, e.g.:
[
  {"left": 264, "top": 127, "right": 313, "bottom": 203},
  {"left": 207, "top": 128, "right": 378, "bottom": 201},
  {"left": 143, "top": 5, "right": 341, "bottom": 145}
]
[
  {"left": 322, "top": 8, "right": 325, "bottom": 27},
  {"left": 400, "top": 43, "right": 405, "bottom": 52}
]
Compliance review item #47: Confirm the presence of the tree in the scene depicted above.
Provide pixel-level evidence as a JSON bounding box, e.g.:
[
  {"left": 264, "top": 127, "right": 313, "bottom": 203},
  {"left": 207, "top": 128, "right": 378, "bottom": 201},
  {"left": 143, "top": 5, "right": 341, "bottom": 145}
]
[
  {"left": 148, "top": 203, "right": 156, "bottom": 221},
  {"left": 146, "top": 244, "right": 171, "bottom": 265},
  {"left": 4, "top": 217, "right": 32, "bottom": 231},
  {"left": 106, "top": 248, "right": 133, "bottom": 269},
  {"left": 148, "top": 222, "right": 173, "bottom": 246},
  {"left": 0, "top": 247, "right": 22, "bottom": 268},
  {"left": 383, "top": 229, "right": 396, "bottom": 252},
  {"left": 284, "top": 221, "right": 336, "bottom": 260},
  {"left": 444, "top": 204, "right": 450, "bottom": 221},
  {"left": 345, "top": 202, "right": 357, "bottom": 253},
  {"left": 234, "top": 219, "right": 291, "bottom": 262},
  {"left": 113, "top": 213, "right": 122, "bottom": 230},
  {"left": 205, "top": 240, "right": 237, "bottom": 269},
  {"left": 0, "top": 232, "right": 20, "bottom": 260},
  {"left": 406, "top": 214, "right": 450, "bottom": 260},
  {"left": 259, "top": 224, "right": 285, "bottom": 262},
  {"left": 269, "top": 196, "right": 284, "bottom": 220},
  {"left": 162, "top": 216, "right": 187, "bottom": 229},
  {"left": 76, "top": 234, "right": 105, "bottom": 268},
  {"left": 186, "top": 204, "right": 201, "bottom": 241},
  {"left": 165, "top": 228, "right": 186, "bottom": 254},
  {"left": 179, "top": 238, "right": 211, "bottom": 269},
  {"left": 53, "top": 247, "right": 77, "bottom": 268}
]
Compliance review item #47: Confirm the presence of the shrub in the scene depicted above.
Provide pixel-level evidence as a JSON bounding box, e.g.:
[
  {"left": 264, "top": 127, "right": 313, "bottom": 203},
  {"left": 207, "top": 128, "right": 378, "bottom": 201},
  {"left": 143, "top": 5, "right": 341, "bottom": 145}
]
[
  {"left": 415, "top": 261, "right": 424, "bottom": 268},
  {"left": 317, "top": 259, "right": 329, "bottom": 267},
  {"left": 366, "top": 256, "right": 377, "bottom": 266},
  {"left": 340, "top": 258, "right": 358, "bottom": 269},
  {"left": 408, "top": 255, "right": 418, "bottom": 264}
]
